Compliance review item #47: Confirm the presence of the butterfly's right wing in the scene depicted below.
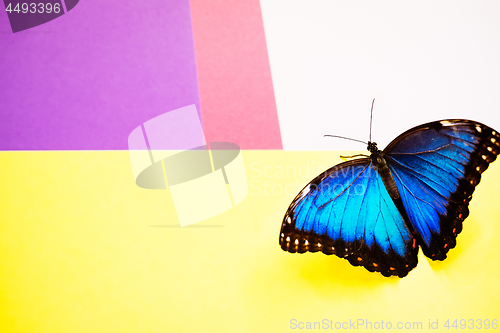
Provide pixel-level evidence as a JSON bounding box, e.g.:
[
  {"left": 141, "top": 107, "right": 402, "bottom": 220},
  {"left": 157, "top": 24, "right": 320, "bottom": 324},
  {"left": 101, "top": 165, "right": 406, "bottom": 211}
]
[
  {"left": 280, "top": 159, "right": 418, "bottom": 277},
  {"left": 384, "top": 120, "right": 500, "bottom": 260}
]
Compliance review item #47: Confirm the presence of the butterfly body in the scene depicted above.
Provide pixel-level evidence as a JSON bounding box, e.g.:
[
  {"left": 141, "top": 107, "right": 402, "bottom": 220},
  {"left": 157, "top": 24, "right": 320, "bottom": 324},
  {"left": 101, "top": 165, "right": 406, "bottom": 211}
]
[
  {"left": 369, "top": 144, "right": 401, "bottom": 200},
  {"left": 280, "top": 119, "right": 500, "bottom": 277}
]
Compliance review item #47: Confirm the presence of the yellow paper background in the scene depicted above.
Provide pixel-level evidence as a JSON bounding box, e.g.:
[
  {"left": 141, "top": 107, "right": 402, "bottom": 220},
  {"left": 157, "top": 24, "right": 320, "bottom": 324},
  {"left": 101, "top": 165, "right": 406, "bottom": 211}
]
[{"left": 1, "top": 150, "right": 499, "bottom": 332}]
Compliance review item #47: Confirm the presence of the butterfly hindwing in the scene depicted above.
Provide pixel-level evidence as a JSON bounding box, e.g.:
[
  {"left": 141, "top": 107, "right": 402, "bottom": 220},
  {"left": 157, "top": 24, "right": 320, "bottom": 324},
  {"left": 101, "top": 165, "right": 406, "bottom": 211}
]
[
  {"left": 385, "top": 120, "right": 500, "bottom": 260},
  {"left": 280, "top": 159, "right": 418, "bottom": 277}
]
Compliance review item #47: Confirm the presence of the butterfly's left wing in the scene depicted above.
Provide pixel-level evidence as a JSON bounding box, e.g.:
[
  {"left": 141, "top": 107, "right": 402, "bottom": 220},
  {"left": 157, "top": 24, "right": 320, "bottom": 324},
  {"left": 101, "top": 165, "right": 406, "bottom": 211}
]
[
  {"left": 384, "top": 120, "right": 500, "bottom": 260},
  {"left": 280, "top": 159, "right": 418, "bottom": 277}
]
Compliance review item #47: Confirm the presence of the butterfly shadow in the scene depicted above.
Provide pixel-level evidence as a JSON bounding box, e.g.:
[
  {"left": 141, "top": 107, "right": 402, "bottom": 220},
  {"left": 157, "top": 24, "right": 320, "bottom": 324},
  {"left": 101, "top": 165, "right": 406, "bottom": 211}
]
[{"left": 295, "top": 254, "right": 400, "bottom": 288}]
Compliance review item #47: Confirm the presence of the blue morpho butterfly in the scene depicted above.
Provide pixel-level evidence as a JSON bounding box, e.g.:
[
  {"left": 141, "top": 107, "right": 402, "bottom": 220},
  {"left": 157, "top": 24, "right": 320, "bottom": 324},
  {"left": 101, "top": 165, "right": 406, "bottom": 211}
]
[{"left": 280, "top": 101, "right": 500, "bottom": 277}]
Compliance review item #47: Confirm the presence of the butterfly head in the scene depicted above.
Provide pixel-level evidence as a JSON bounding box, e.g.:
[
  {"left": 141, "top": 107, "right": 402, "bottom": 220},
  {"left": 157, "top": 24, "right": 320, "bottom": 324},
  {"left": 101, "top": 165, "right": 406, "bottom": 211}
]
[{"left": 367, "top": 141, "right": 379, "bottom": 153}]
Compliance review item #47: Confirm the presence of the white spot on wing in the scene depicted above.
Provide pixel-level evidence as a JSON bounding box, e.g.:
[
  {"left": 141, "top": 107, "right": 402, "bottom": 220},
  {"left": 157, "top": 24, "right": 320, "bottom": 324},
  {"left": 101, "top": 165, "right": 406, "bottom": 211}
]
[{"left": 300, "top": 185, "right": 311, "bottom": 197}]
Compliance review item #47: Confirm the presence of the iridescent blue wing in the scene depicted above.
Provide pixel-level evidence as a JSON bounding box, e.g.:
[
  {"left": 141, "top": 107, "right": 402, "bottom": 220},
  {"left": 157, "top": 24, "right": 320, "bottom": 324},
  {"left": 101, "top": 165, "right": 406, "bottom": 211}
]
[
  {"left": 384, "top": 120, "right": 500, "bottom": 260},
  {"left": 280, "top": 159, "right": 418, "bottom": 277}
]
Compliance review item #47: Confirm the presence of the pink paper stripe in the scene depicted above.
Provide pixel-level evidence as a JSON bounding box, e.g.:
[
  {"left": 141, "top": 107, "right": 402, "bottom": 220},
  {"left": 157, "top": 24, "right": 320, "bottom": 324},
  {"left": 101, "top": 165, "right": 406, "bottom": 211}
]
[{"left": 190, "top": 0, "right": 283, "bottom": 149}]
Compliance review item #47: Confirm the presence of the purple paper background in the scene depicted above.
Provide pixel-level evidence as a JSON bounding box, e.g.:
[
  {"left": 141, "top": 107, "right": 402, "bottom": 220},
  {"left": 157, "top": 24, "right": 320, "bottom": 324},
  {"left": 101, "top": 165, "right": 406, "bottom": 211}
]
[{"left": 0, "top": 0, "right": 200, "bottom": 150}]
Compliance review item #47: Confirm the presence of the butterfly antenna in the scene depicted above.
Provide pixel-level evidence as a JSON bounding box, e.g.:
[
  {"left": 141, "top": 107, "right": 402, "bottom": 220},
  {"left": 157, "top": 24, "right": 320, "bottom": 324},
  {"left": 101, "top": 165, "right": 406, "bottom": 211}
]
[
  {"left": 369, "top": 98, "right": 375, "bottom": 142},
  {"left": 324, "top": 135, "right": 368, "bottom": 145}
]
